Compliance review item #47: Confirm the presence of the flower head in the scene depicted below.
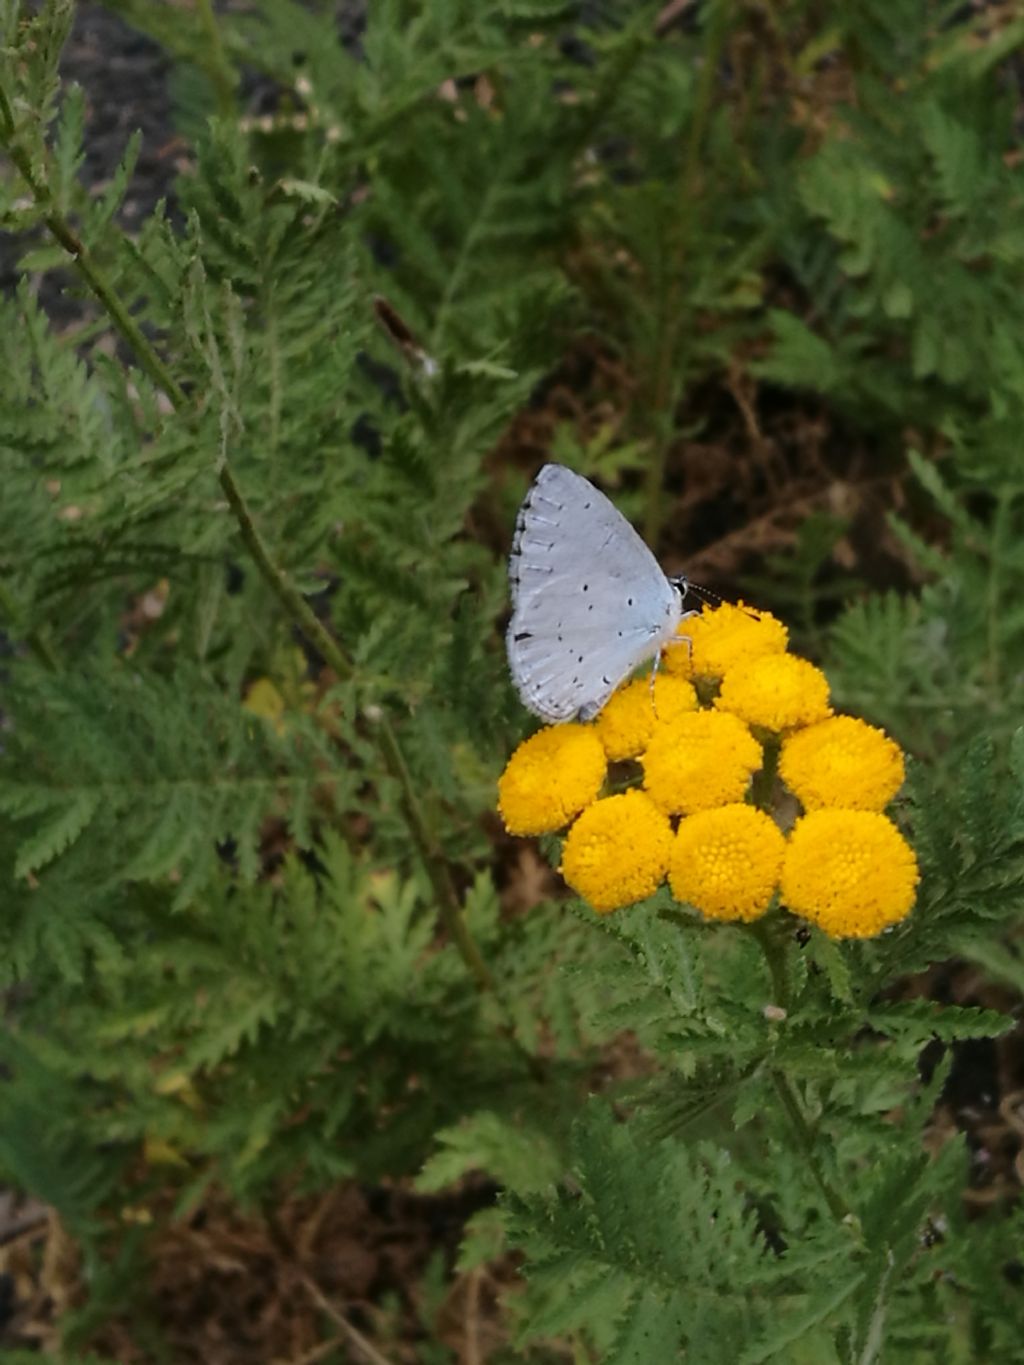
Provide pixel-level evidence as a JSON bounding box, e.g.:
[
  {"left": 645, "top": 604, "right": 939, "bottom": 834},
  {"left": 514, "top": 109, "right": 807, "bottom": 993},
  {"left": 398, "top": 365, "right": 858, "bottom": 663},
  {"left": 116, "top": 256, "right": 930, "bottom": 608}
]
[
  {"left": 716, "top": 654, "right": 831, "bottom": 731},
  {"left": 781, "top": 809, "right": 919, "bottom": 938},
  {"left": 780, "top": 716, "right": 905, "bottom": 812},
  {"left": 664, "top": 601, "right": 788, "bottom": 679},
  {"left": 594, "top": 672, "right": 698, "bottom": 760},
  {"left": 669, "top": 804, "right": 786, "bottom": 923},
  {"left": 561, "top": 790, "right": 673, "bottom": 913},
  {"left": 642, "top": 710, "right": 762, "bottom": 815},
  {"left": 498, "top": 725, "right": 606, "bottom": 835}
]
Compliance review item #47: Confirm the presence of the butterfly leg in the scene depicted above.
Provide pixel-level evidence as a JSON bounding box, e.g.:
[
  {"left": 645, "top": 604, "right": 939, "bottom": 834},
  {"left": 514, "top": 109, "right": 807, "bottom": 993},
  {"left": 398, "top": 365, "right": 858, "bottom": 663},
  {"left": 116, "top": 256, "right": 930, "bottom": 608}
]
[
  {"left": 647, "top": 651, "right": 662, "bottom": 716},
  {"left": 660, "top": 608, "right": 699, "bottom": 668},
  {"left": 649, "top": 612, "right": 699, "bottom": 713}
]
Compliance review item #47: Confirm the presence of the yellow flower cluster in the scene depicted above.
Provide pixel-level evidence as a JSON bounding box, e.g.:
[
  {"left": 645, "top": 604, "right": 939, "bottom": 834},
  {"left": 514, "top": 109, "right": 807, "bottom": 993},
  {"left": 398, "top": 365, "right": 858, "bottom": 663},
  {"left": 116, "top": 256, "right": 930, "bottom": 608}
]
[{"left": 497, "top": 602, "right": 919, "bottom": 938}]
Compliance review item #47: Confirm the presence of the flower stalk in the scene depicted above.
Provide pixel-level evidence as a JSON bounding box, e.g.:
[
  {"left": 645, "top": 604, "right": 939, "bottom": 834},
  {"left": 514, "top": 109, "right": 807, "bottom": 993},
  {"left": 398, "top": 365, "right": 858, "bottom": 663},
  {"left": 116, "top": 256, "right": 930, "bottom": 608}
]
[
  {"left": 748, "top": 920, "right": 853, "bottom": 1225},
  {"left": 750, "top": 737, "right": 779, "bottom": 811},
  {"left": 747, "top": 913, "right": 790, "bottom": 1010},
  {"left": 770, "top": 1069, "right": 853, "bottom": 1226}
]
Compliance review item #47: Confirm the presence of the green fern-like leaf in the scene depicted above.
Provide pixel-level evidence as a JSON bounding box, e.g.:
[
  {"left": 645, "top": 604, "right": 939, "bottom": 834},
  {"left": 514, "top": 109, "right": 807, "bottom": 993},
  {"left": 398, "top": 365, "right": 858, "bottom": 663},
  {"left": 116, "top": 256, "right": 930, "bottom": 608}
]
[
  {"left": 0, "top": 662, "right": 333, "bottom": 910},
  {"left": 507, "top": 1104, "right": 791, "bottom": 1361}
]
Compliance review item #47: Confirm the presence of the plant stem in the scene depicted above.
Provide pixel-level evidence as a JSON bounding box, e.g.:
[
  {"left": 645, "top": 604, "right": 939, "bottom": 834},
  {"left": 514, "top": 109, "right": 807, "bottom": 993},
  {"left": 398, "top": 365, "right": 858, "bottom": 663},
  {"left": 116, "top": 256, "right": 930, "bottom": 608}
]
[
  {"left": 751, "top": 736, "right": 780, "bottom": 811},
  {"left": 747, "top": 917, "right": 852, "bottom": 1224},
  {"left": 0, "top": 91, "right": 188, "bottom": 410},
  {"left": 374, "top": 720, "right": 495, "bottom": 992},
  {"left": 193, "top": 0, "right": 238, "bottom": 119},
  {"left": 642, "top": 0, "right": 730, "bottom": 546},
  {"left": 220, "top": 431, "right": 490, "bottom": 991},
  {"left": 770, "top": 1069, "right": 852, "bottom": 1224},
  {"left": 748, "top": 914, "right": 788, "bottom": 1008},
  {"left": 0, "top": 107, "right": 494, "bottom": 992},
  {"left": 215, "top": 463, "right": 353, "bottom": 684}
]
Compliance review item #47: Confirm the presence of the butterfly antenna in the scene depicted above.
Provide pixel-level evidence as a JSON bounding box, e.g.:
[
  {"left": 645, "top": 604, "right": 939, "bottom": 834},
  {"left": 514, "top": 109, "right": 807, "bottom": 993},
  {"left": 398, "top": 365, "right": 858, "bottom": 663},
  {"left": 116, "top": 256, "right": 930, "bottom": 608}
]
[
  {"left": 686, "top": 580, "right": 722, "bottom": 608},
  {"left": 687, "top": 580, "right": 762, "bottom": 621}
]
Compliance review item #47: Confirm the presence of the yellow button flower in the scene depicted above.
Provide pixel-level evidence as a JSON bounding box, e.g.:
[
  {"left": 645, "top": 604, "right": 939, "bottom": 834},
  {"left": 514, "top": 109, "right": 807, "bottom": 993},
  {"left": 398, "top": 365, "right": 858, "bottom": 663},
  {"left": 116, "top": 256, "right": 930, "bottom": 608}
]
[
  {"left": 669, "top": 804, "right": 786, "bottom": 923},
  {"left": 593, "top": 672, "right": 698, "bottom": 760},
  {"left": 780, "top": 715, "right": 905, "bottom": 812},
  {"left": 781, "top": 810, "right": 919, "bottom": 939},
  {"left": 561, "top": 790, "right": 673, "bottom": 913},
  {"left": 642, "top": 710, "right": 762, "bottom": 815},
  {"left": 663, "top": 601, "right": 788, "bottom": 679},
  {"left": 498, "top": 725, "right": 606, "bottom": 836},
  {"left": 716, "top": 654, "right": 831, "bottom": 731}
]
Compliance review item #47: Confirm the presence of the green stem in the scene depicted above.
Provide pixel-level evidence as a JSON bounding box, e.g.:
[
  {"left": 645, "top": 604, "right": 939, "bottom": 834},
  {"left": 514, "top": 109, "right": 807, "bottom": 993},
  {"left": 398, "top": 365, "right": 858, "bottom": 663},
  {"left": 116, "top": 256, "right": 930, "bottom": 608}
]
[
  {"left": 570, "top": 18, "right": 654, "bottom": 160},
  {"left": 0, "top": 105, "right": 494, "bottom": 992},
  {"left": 0, "top": 91, "right": 188, "bottom": 410},
  {"left": 641, "top": 0, "right": 731, "bottom": 546},
  {"left": 770, "top": 1069, "right": 852, "bottom": 1225},
  {"left": 748, "top": 915, "right": 788, "bottom": 1009},
  {"left": 219, "top": 431, "right": 490, "bottom": 992},
  {"left": 221, "top": 434, "right": 492, "bottom": 990},
  {"left": 747, "top": 916, "right": 853, "bottom": 1226},
  {"left": 374, "top": 720, "right": 495, "bottom": 992},
  {"left": 681, "top": 1, "right": 728, "bottom": 195},
  {"left": 215, "top": 463, "right": 353, "bottom": 684},
  {"left": 193, "top": 0, "right": 238, "bottom": 119},
  {"left": 750, "top": 736, "right": 779, "bottom": 811}
]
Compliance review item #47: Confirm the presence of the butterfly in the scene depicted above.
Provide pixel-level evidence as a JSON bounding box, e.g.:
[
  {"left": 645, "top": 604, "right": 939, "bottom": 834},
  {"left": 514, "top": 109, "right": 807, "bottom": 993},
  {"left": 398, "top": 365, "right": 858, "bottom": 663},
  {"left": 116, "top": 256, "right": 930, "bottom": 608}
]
[{"left": 506, "top": 464, "right": 692, "bottom": 722}]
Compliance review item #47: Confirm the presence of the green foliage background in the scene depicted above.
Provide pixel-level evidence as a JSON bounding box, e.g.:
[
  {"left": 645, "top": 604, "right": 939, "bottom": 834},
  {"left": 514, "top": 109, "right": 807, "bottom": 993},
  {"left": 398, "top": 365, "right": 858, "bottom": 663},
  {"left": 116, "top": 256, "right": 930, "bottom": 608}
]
[{"left": 2, "top": 0, "right": 1024, "bottom": 1359}]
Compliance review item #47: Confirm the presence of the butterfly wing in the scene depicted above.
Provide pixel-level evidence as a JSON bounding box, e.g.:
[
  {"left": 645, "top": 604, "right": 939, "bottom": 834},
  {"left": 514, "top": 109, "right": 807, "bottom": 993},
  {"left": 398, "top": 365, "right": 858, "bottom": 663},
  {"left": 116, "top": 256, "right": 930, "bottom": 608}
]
[{"left": 507, "top": 464, "right": 683, "bottom": 722}]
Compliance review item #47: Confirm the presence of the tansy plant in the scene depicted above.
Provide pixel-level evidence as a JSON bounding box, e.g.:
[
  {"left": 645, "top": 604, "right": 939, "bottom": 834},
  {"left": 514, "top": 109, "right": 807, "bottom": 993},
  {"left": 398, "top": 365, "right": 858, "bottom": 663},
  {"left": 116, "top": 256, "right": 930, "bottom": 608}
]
[
  {"left": 496, "top": 598, "right": 1024, "bottom": 1362},
  {"left": 498, "top": 601, "right": 918, "bottom": 939}
]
